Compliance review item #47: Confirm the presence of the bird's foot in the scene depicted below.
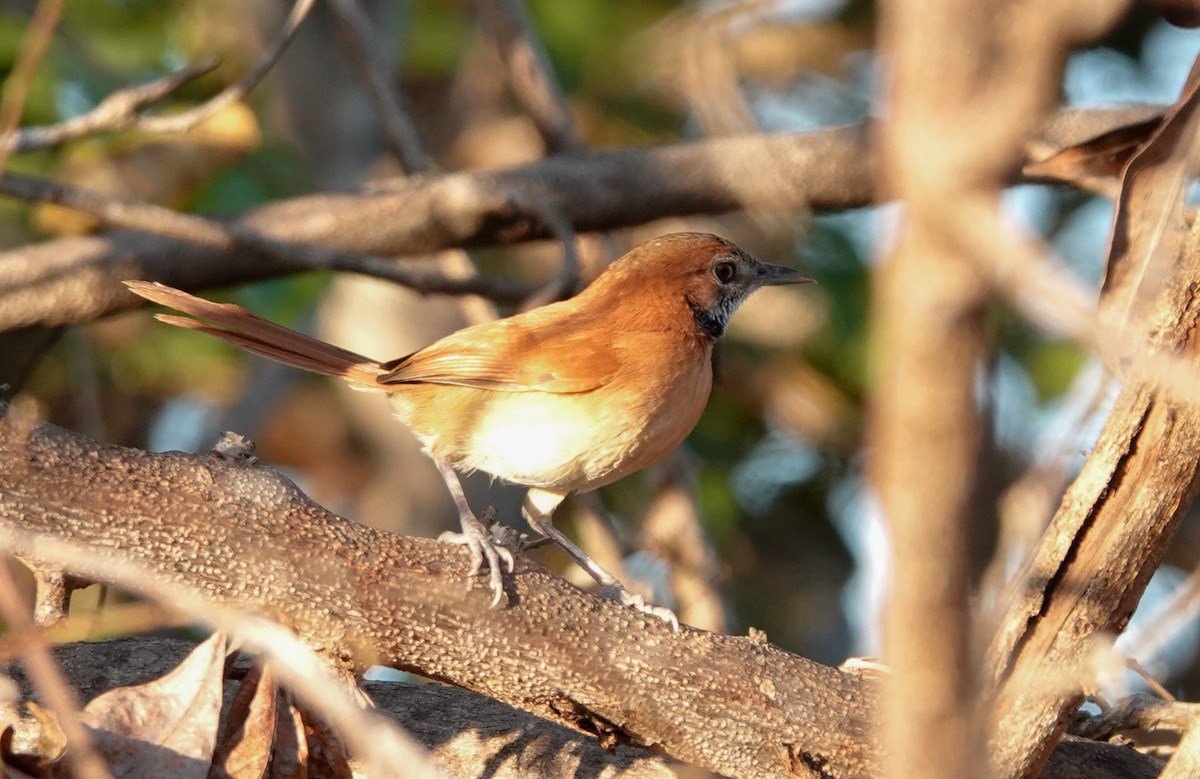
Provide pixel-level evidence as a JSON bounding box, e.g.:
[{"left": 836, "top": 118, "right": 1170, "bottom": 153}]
[
  {"left": 439, "top": 506, "right": 515, "bottom": 608},
  {"left": 599, "top": 583, "right": 680, "bottom": 632}
]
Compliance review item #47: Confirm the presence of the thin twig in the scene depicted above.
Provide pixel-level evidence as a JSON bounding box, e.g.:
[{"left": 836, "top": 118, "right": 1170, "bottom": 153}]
[
  {"left": 0, "top": 0, "right": 65, "bottom": 176},
  {"left": 509, "top": 189, "right": 579, "bottom": 308},
  {"left": 322, "top": 0, "right": 507, "bottom": 326},
  {"left": 0, "top": 558, "right": 111, "bottom": 779},
  {"left": 136, "top": 0, "right": 316, "bottom": 135},
  {"left": 1126, "top": 657, "right": 1176, "bottom": 702},
  {"left": 327, "top": 0, "right": 427, "bottom": 173},
  {"left": 474, "top": 0, "right": 613, "bottom": 307},
  {"left": 2, "top": 59, "right": 219, "bottom": 155},
  {"left": 475, "top": 0, "right": 583, "bottom": 154},
  {"left": 1122, "top": 563, "right": 1200, "bottom": 669},
  {"left": 0, "top": 171, "right": 537, "bottom": 302}
]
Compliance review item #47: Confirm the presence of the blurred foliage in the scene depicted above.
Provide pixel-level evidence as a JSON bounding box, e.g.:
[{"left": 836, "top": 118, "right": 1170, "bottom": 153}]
[{"left": 4, "top": 0, "right": 1197, "bottom": 693}]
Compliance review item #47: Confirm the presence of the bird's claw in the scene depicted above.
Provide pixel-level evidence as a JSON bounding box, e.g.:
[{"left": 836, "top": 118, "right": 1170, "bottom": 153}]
[
  {"left": 600, "top": 584, "right": 680, "bottom": 632},
  {"left": 439, "top": 508, "right": 515, "bottom": 608}
]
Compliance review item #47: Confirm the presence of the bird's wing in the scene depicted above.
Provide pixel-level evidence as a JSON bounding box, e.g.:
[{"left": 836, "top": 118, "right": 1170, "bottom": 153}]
[{"left": 378, "top": 318, "right": 619, "bottom": 394}]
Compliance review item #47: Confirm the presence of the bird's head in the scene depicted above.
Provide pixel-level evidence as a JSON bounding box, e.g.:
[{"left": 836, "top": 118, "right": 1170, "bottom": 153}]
[{"left": 597, "top": 233, "right": 814, "bottom": 339}]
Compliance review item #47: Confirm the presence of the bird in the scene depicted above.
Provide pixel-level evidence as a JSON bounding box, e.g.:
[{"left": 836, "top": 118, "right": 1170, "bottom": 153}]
[{"left": 125, "top": 232, "right": 813, "bottom": 628}]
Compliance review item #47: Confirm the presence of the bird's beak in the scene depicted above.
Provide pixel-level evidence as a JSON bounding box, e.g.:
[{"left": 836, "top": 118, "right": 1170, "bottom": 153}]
[{"left": 756, "top": 264, "right": 815, "bottom": 286}]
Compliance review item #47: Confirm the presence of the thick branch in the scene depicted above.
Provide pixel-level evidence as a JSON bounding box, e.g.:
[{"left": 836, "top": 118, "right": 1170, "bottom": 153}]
[
  {"left": 985, "top": 205, "right": 1200, "bottom": 777},
  {"left": 0, "top": 406, "right": 1167, "bottom": 779},
  {"left": 4, "top": 638, "right": 678, "bottom": 778},
  {"left": 0, "top": 106, "right": 1162, "bottom": 333},
  {"left": 0, "top": 405, "right": 878, "bottom": 779}
]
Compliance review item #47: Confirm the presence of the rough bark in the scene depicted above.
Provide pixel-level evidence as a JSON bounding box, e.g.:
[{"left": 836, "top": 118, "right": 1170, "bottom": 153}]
[
  {"left": 872, "top": 0, "right": 1133, "bottom": 776},
  {"left": 984, "top": 214, "right": 1200, "bottom": 777},
  {"left": 0, "top": 404, "right": 1169, "bottom": 779},
  {"left": 0, "top": 404, "right": 878, "bottom": 779},
  {"left": 4, "top": 638, "right": 1162, "bottom": 779},
  {"left": 3, "top": 637, "right": 677, "bottom": 778}
]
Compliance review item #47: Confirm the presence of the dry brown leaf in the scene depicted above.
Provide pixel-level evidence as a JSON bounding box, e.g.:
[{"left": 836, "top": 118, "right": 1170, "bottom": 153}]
[
  {"left": 1099, "top": 53, "right": 1200, "bottom": 369},
  {"left": 209, "top": 662, "right": 278, "bottom": 779},
  {"left": 1022, "top": 114, "right": 1165, "bottom": 197},
  {"left": 81, "top": 631, "right": 226, "bottom": 778},
  {"left": 268, "top": 694, "right": 307, "bottom": 779},
  {"left": 302, "top": 714, "right": 352, "bottom": 779}
]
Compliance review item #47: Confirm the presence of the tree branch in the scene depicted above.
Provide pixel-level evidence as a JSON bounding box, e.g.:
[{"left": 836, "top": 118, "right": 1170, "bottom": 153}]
[
  {"left": 0, "top": 403, "right": 879, "bottom": 779},
  {"left": 4, "top": 637, "right": 680, "bottom": 777},
  {"left": 1, "top": 60, "right": 219, "bottom": 155},
  {"left": 0, "top": 403, "right": 1171, "bottom": 772},
  {"left": 133, "top": 0, "right": 316, "bottom": 135},
  {"left": 984, "top": 192, "right": 1200, "bottom": 779},
  {"left": 0, "top": 106, "right": 1163, "bottom": 334},
  {"left": 0, "top": 404, "right": 1169, "bottom": 779}
]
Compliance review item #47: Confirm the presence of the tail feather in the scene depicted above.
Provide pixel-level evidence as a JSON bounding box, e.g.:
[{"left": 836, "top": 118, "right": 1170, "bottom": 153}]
[{"left": 125, "top": 281, "right": 384, "bottom": 387}]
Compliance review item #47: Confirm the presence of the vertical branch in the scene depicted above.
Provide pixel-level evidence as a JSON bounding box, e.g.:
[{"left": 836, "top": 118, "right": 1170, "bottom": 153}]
[
  {"left": 474, "top": 0, "right": 583, "bottom": 154},
  {"left": 872, "top": 0, "right": 1079, "bottom": 774},
  {"left": 871, "top": 113, "right": 988, "bottom": 779},
  {"left": 0, "top": 0, "right": 65, "bottom": 175},
  {"left": 874, "top": 1, "right": 1126, "bottom": 778},
  {"left": 326, "top": 0, "right": 428, "bottom": 173}
]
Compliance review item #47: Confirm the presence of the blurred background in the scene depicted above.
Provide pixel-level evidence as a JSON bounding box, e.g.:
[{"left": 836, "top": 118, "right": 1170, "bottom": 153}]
[{"left": 4, "top": 0, "right": 1200, "bottom": 701}]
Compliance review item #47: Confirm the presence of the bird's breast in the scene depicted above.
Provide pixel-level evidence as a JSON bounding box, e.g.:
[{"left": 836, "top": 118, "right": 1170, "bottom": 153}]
[{"left": 391, "top": 332, "right": 713, "bottom": 492}]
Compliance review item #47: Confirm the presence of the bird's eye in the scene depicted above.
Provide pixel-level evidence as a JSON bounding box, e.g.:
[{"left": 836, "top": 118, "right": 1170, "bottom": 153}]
[{"left": 713, "top": 261, "right": 736, "bottom": 284}]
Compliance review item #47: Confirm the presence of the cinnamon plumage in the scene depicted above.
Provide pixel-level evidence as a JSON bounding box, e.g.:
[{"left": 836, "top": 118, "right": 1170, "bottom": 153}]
[{"left": 126, "top": 232, "right": 812, "bottom": 628}]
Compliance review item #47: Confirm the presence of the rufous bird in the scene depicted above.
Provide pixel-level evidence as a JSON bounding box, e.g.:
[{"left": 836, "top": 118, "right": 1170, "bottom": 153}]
[{"left": 126, "top": 233, "right": 812, "bottom": 628}]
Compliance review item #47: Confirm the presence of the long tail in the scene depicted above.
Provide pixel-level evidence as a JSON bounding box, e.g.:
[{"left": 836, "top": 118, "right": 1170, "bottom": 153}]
[{"left": 124, "top": 281, "right": 385, "bottom": 388}]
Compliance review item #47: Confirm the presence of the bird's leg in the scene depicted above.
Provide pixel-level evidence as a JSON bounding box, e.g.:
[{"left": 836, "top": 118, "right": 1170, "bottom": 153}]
[
  {"left": 433, "top": 459, "right": 514, "bottom": 608},
  {"left": 523, "top": 488, "right": 680, "bottom": 631}
]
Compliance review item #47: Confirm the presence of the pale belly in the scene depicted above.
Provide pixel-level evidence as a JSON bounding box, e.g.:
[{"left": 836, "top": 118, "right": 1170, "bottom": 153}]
[
  {"left": 441, "top": 362, "right": 711, "bottom": 493},
  {"left": 388, "top": 331, "right": 714, "bottom": 493}
]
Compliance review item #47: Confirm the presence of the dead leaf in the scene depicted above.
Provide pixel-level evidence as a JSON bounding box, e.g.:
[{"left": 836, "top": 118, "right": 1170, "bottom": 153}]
[
  {"left": 209, "top": 662, "right": 278, "bottom": 779},
  {"left": 82, "top": 631, "right": 227, "bottom": 778},
  {"left": 268, "top": 693, "right": 307, "bottom": 779},
  {"left": 303, "top": 714, "right": 352, "bottom": 779},
  {"left": 1022, "top": 114, "right": 1165, "bottom": 197},
  {"left": 1099, "top": 53, "right": 1200, "bottom": 368}
]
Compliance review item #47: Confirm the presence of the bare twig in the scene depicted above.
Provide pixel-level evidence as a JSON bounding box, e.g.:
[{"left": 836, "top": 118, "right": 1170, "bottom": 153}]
[
  {"left": 510, "top": 189, "right": 580, "bottom": 308},
  {"left": 1125, "top": 658, "right": 1175, "bottom": 702},
  {"left": 471, "top": 0, "right": 597, "bottom": 305},
  {"left": 0, "top": 0, "right": 310, "bottom": 155},
  {"left": 135, "top": 0, "right": 316, "bottom": 135},
  {"left": 0, "top": 0, "right": 65, "bottom": 175},
  {"left": 0, "top": 108, "right": 1167, "bottom": 333},
  {"left": 0, "top": 171, "right": 537, "bottom": 302},
  {"left": 2, "top": 59, "right": 219, "bottom": 155},
  {"left": 475, "top": 0, "right": 583, "bottom": 154},
  {"left": 329, "top": 0, "right": 589, "bottom": 316},
  {"left": 0, "top": 558, "right": 111, "bottom": 779},
  {"left": 323, "top": 0, "right": 507, "bottom": 328},
  {"left": 327, "top": 0, "right": 427, "bottom": 172}
]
